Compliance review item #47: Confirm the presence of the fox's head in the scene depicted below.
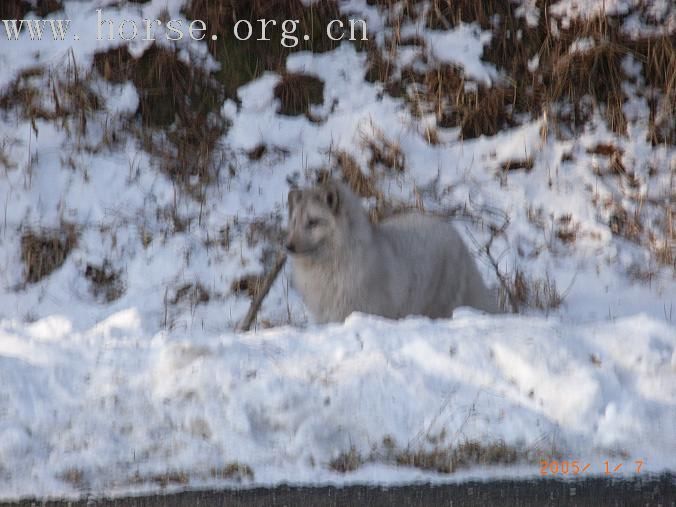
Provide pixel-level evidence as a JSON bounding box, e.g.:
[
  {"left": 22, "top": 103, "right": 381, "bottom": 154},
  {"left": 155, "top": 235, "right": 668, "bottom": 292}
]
[{"left": 285, "top": 182, "right": 342, "bottom": 257}]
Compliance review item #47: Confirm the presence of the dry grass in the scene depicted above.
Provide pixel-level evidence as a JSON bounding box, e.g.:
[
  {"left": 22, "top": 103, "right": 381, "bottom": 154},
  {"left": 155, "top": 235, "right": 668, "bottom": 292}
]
[
  {"left": 131, "top": 462, "right": 254, "bottom": 487},
  {"left": 401, "top": 64, "right": 515, "bottom": 139},
  {"left": 231, "top": 275, "right": 264, "bottom": 299},
  {"left": 369, "top": 2, "right": 674, "bottom": 142},
  {"left": 183, "top": 0, "right": 343, "bottom": 98},
  {"left": 499, "top": 269, "right": 563, "bottom": 313},
  {"left": 93, "top": 45, "right": 228, "bottom": 194},
  {"left": 170, "top": 282, "right": 211, "bottom": 307},
  {"left": 549, "top": 19, "right": 628, "bottom": 135},
  {"left": 328, "top": 446, "right": 362, "bottom": 473},
  {"left": 360, "top": 127, "right": 406, "bottom": 172},
  {"left": 85, "top": 262, "right": 124, "bottom": 303},
  {"left": 555, "top": 214, "right": 580, "bottom": 244},
  {"left": 210, "top": 462, "right": 255, "bottom": 482},
  {"left": 21, "top": 224, "right": 77, "bottom": 284},
  {"left": 327, "top": 435, "right": 538, "bottom": 475},
  {"left": 0, "top": 0, "right": 63, "bottom": 19},
  {"left": 500, "top": 158, "right": 534, "bottom": 173},
  {"left": 132, "top": 471, "right": 190, "bottom": 488},
  {"left": 320, "top": 150, "right": 382, "bottom": 199},
  {"left": 608, "top": 203, "right": 643, "bottom": 243},
  {"left": 274, "top": 73, "right": 325, "bottom": 117},
  {"left": 396, "top": 440, "right": 522, "bottom": 474},
  {"left": 0, "top": 61, "right": 100, "bottom": 139},
  {"left": 57, "top": 467, "right": 85, "bottom": 489}
]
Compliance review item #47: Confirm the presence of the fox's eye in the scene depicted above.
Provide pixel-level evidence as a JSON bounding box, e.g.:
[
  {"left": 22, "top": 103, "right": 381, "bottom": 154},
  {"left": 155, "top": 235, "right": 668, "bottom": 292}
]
[{"left": 307, "top": 219, "right": 320, "bottom": 228}]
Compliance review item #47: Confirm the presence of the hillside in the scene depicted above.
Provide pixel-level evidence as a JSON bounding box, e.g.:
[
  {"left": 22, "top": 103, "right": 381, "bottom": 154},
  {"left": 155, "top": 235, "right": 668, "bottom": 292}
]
[{"left": 0, "top": 0, "right": 674, "bottom": 499}]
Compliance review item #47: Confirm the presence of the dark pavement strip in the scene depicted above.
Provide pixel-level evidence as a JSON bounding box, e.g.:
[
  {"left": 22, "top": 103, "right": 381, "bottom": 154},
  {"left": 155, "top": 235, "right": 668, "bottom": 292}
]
[{"left": 3, "top": 473, "right": 675, "bottom": 507}]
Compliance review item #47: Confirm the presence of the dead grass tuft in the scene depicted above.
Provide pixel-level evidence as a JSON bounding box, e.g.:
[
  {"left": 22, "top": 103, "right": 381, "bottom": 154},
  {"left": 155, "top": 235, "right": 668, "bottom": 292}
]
[
  {"left": 609, "top": 204, "right": 642, "bottom": 242},
  {"left": 395, "top": 440, "right": 522, "bottom": 474},
  {"left": 402, "top": 65, "right": 515, "bottom": 139},
  {"left": 329, "top": 446, "right": 362, "bottom": 473},
  {"left": 500, "top": 269, "right": 563, "bottom": 313},
  {"left": 500, "top": 158, "right": 534, "bottom": 173},
  {"left": 0, "top": 62, "right": 100, "bottom": 138},
  {"left": 231, "top": 275, "right": 264, "bottom": 299},
  {"left": 210, "top": 462, "right": 255, "bottom": 482},
  {"left": 147, "top": 471, "right": 189, "bottom": 488},
  {"left": 85, "top": 262, "right": 124, "bottom": 302},
  {"left": 320, "top": 150, "right": 382, "bottom": 199},
  {"left": 21, "top": 224, "right": 77, "bottom": 284},
  {"left": 274, "top": 73, "right": 325, "bottom": 117},
  {"left": 360, "top": 127, "right": 406, "bottom": 172},
  {"left": 555, "top": 214, "right": 579, "bottom": 244},
  {"left": 550, "top": 19, "right": 628, "bottom": 135},
  {"left": 170, "top": 282, "right": 211, "bottom": 307},
  {"left": 58, "top": 467, "right": 85, "bottom": 488}
]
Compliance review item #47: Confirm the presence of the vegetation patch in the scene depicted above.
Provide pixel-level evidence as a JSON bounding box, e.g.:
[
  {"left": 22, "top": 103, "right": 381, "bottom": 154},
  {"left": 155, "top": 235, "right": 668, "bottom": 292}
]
[
  {"left": 21, "top": 224, "right": 77, "bottom": 284},
  {"left": 366, "top": 1, "right": 674, "bottom": 142},
  {"left": 328, "top": 446, "right": 362, "bottom": 473},
  {"left": 0, "top": 63, "right": 100, "bottom": 139},
  {"left": 93, "top": 45, "right": 228, "bottom": 194},
  {"left": 318, "top": 150, "right": 382, "bottom": 199},
  {"left": 274, "top": 73, "right": 325, "bottom": 117},
  {"left": 210, "top": 462, "right": 255, "bottom": 482},
  {"left": 85, "top": 261, "right": 124, "bottom": 303},
  {"left": 500, "top": 269, "right": 564, "bottom": 314},
  {"left": 0, "top": 0, "right": 63, "bottom": 20},
  {"left": 183, "top": 0, "right": 344, "bottom": 99},
  {"left": 395, "top": 440, "right": 522, "bottom": 474},
  {"left": 170, "top": 282, "right": 211, "bottom": 307},
  {"left": 360, "top": 127, "right": 406, "bottom": 172},
  {"left": 396, "top": 65, "right": 515, "bottom": 139},
  {"left": 328, "top": 437, "right": 535, "bottom": 475}
]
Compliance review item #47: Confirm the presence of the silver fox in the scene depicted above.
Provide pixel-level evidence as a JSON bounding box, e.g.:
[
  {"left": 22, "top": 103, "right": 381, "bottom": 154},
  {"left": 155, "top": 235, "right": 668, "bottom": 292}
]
[{"left": 286, "top": 180, "right": 497, "bottom": 324}]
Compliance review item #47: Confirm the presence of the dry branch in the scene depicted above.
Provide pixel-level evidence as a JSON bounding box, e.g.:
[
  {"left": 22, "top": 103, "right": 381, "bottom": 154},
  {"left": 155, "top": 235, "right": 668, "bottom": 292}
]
[{"left": 238, "top": 252, "right": 288, "bottom": 332}]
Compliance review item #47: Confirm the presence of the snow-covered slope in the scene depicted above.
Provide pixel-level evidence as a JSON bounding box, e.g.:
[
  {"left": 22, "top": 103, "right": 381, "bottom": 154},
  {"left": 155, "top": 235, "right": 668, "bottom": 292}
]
[
  {"left": 0, "top": 0, "right": 674, "bottom": 500},
  {"left": 1, "top": 311, "right": 674, "bottom": 498}
]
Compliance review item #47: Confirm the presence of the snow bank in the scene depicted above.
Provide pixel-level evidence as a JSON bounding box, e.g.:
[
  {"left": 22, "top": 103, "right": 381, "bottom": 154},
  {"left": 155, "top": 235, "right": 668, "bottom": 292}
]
[{"left": 0, "top": 310, "right": 674, "bottom": 499}]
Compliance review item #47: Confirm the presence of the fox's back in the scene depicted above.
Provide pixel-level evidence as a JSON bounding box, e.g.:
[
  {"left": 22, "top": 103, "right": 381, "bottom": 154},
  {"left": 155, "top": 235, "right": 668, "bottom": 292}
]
[{"left": 376, "top": 212, "right": 496, "bottom": 315}]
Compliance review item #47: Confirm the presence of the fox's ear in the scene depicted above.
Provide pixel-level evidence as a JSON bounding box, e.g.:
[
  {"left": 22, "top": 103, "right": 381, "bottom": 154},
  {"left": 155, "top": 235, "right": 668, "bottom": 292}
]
[
  {"left": 323, "top": 184, "right": 340, "bottom": 215},
  {"left": 288, "top": 189, "right": 301, "bottom": 214}
]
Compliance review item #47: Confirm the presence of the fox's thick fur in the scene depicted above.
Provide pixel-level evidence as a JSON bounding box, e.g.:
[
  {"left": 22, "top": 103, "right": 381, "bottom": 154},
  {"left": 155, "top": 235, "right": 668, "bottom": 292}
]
[{"left": 286, "top": 180, "right": 497, "bottom": 324}]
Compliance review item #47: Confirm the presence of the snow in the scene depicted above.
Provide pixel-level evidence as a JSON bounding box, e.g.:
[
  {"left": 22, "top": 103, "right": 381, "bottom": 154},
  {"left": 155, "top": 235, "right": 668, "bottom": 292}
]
[
  {"left": 0, "top": 0, "right": 674, "bottom": 500},
  {"left": 421, "top": 25, "right": 497, "bottom": 85},
  {"left": 0, "top": 311, "right": 674, "bottom": 498}
]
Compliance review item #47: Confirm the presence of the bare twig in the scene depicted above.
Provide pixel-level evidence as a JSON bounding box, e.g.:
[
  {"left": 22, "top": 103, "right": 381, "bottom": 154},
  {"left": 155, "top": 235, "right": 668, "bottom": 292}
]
[
  {"left": 238, "top": 252, "right": 288, "bottom": 332},
  {"left": 467, "top": 217, "right": 520, "bottom": 314}
]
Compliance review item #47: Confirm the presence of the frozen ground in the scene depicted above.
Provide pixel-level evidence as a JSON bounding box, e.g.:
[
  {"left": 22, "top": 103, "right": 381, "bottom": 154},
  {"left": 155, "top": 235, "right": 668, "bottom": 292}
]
[{"left": 0, "top": 0, "right": 674, "bottom": 500}]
